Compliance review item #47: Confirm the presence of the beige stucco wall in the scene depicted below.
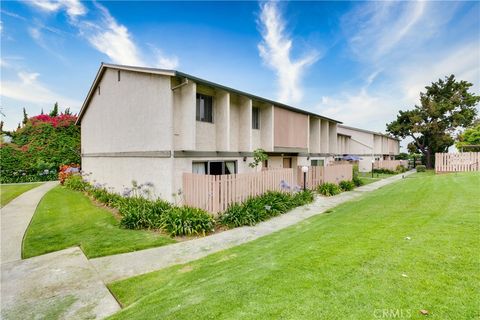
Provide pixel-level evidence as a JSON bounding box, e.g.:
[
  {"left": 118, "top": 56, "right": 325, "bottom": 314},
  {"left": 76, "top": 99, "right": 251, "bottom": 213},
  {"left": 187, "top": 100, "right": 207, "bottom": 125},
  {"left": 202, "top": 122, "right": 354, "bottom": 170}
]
[
  {"left": 273, "top": 107, "right": 309, "bottom": 150},
  {"left": 82, "top": 157, "right": 173, "bottom": 201},
  {"left": 173, "top": 80, "right": 196, "bottom": 150},
  {"left": 320, "top": 119, "right": 330, "bottom": 153},
  {"left": 215, "top": 90, "right": 230, "bottom": 151},
  {"left": 82, "top": 69, "right": 173, "bottom": 154},
  {"left": 309, "top": 117, "right": 320, "bottom": 153},
  {"left": 337, "top": 126, "right": 374, "bottom": 155},
  {"left": 238, "top": 96, "right": 252, "bottom": 151},
  {"left": 252, "top": 129, "right": 261, "bottom": 150},
  {"left": 260, "top": 104, "right": 274, "bottom": 151}
]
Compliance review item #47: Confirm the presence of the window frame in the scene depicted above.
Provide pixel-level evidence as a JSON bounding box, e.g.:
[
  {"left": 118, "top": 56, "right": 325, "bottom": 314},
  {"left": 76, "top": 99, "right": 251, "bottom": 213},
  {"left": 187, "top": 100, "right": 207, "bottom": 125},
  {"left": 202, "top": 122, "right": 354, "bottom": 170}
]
[
  {"left": 252, "top": 106, "right": 260, "bottom": 130},
  {"left": 196, "top": 93, "right": 214, "bottom": 123},
  {"left": 192, "top": 160, "right": 237, "bottom": 175}
]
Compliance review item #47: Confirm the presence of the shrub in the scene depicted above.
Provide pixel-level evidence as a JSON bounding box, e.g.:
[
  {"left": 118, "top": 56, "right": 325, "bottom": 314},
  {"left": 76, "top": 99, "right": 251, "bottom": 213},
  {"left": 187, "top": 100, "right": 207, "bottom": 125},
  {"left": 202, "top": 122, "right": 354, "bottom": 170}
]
[
  {"left": 317, "top": 182, "right": 342, "bottom": 196},
  {"left": 0, "top": 112, "right": 80, "bottom": 183},
  {"left": 339, "top": 180, "right": 355, "bottom": 191},
  {"left": 352, "top": 176, "right": 364, "bottom": 187},
  {"left": 395, "top": 165, "right": 408, "bottom": 173},
  {"left": 90, "top": 187, "right": 123, "bottom": 208},
  {"left": 219, "top": 190, "right": 314, "bottom": 228},
  {"left": 64, "top": 174, "right": 90, "bottom": 192},
  {"left": 160, "top": 206, "right": 215, "bottom": 236},
  {"left": 352, "top": 164, "right": 359, "bottom": 179},
  {"left": 290, "top": 189, "right": 315, "bottom": 207},
  {"left": 119, "top": 198, "right": 171, "bottom": 229},
  {"left": 373, "top": 168, "right": 396, "bottom": 174},
  {"left": 416, "top": 165, "right": 426, "bottom": 172},
  {"left": 59, "top": 164, "right": 80, "bottom": 184}
]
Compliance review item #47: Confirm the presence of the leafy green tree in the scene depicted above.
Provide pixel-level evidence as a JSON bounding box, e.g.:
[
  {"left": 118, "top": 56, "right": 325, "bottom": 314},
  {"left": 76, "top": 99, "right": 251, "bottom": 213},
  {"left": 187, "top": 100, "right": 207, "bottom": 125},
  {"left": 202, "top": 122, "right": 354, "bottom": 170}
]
[
  {"left": 249, "top": 148, "right": 269, "bottom": 169},
  {"left": 387, "top": 75, "right": 479, "bottom": 168},
  {"left": 456, "top": 121, "right": 480, "bottom": 151},
  {"left": 49, "top": 102, "right": 59, "bottom": 117},
  {"left": 22, "top": 107, "right": 28, "bottom": 125}
]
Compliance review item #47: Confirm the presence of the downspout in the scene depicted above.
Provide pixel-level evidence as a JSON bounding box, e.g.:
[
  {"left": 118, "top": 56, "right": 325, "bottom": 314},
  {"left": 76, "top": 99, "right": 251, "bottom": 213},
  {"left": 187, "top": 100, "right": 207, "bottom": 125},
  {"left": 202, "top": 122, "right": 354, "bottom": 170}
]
[{"left": 171, "top": 78, "right": 189, "bottom": 91}]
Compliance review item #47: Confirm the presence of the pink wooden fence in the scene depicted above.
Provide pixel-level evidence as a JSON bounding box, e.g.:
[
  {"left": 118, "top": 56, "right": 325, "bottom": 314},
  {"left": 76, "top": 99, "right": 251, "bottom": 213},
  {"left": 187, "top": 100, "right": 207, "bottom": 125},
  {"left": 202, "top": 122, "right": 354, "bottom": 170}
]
[
  {"left": 183, "top": 169, "right": 295, "bottom": 213},
  {"left": 297, "top": 164, "right": 353, "bottom": 190},
  {"left": 374, "top": 160, "right": 408, "bottom": 171},
  {"left": 435, "top": 152, "right": 480, "bottom": 173}
]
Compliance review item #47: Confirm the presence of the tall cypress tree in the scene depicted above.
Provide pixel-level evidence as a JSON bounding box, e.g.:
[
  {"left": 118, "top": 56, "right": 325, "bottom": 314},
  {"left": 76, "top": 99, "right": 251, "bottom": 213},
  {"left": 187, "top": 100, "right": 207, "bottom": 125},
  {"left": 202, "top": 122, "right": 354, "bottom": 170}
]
[
  {"left": 22, "top": 108, "right": 28, "bottom": 125},
  {"left": 49, "top": 102, "right": 59, "bottom": 117}
]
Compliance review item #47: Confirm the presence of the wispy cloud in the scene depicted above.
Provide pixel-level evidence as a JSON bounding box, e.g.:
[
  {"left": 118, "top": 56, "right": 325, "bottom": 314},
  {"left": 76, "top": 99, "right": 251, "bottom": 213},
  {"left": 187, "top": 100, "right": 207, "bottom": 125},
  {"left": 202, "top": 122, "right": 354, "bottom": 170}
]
[
  {"left": 26, "top": 0, "right": 86, "bottom": 20},
  {"left": 258, "top": 1, "right": 319, "bottom": 105},
  {"left": 1, "top": 70, "right": 82, "bottom": 107},
  {"left": 24, "top": 1, "right": 179, "bottom": 69},
  {"left": 318, "top": 1, "right": 479, "bottom": 135}
]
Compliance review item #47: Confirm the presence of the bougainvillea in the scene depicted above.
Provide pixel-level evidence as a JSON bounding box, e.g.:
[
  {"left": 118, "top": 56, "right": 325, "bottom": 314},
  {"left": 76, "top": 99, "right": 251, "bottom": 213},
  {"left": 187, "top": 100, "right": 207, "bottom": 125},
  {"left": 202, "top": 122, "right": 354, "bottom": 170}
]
[{"left": 0, "top": 112, "right": 81, "bottom": 183}]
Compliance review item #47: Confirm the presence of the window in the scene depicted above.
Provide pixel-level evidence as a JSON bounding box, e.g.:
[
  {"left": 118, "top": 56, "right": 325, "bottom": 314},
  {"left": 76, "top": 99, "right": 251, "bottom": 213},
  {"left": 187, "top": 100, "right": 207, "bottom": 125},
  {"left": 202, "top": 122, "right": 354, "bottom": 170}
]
[
  {"left": 283, "top": 158, "right": 292, "bottom": 168},
  {"left": 196, "top": 93, "right": 213, "bottom": 123},
  {"left": 192, "top": 161, "right": 237, "bottom": 175},
  {"left": 311, "top": 159, "right": 324, "bottom": 166},
  {"left": 252, "top": 107, "right": 260, "bottom": 129}
]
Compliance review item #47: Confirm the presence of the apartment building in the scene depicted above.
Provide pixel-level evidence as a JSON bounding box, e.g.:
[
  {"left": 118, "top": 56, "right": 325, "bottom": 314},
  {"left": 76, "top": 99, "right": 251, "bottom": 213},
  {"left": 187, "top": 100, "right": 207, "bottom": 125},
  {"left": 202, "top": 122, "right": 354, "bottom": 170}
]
[
  {"left": 336, "top": 125, "right": 400, "bottom": 171},
  {"left": 78, "top": 63, "right": 398, "bottom": 200}
]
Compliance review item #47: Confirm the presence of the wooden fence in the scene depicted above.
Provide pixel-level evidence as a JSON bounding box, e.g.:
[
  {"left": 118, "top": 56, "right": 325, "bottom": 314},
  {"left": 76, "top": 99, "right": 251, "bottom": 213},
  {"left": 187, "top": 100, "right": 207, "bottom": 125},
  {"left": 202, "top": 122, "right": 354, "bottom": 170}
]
[
  {"left": 183, "top": 169, "right": 295, "bottom": 213},
  {"left": 374, "top": 160, "right": 408, "bottom": 171},
  {"left": 435, "top": 152, "right": 480, "bottom": 173},
  {"left": 297, "top": 164, "right": 353, "bottom": 190}
]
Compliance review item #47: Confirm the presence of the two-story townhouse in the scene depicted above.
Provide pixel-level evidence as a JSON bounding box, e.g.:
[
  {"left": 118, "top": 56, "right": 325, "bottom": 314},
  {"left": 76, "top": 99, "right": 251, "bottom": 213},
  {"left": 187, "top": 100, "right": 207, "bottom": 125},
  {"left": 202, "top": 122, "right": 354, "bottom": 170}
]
[
  {"left": 336, "top": 125, "right": 400, "bottom": 171},
  {"left": 77, "top": 63, "right": 343, "bottom": 201}
]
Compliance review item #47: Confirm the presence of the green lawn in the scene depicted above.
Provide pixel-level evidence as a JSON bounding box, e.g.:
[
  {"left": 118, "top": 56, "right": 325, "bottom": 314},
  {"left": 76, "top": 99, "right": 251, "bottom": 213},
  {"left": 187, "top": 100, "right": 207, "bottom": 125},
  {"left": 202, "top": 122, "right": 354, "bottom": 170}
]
[
  {"left": 108, "top": 172, "right": 480, "bottom": 319},
  {"left": 0, "top": 183, "right": 43, "bottom": 207},
  {"left": 359, "top": 172, "right": 399, "bottom": 185},
  {"left": 23, "top": 186, "right": 175, "bottom": 259}
]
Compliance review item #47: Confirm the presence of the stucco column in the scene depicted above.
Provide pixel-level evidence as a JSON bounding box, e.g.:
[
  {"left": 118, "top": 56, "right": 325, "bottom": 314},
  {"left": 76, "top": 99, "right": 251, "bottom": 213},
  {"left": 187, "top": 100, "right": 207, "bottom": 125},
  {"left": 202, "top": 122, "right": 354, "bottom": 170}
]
[
  {"left": 239, "top": 97, "right": 252, "bottom": 151},
  {"left": 215, "top": 90, "right": 230, "bottom": 151},
  {"left": 320, "top": 119, "right": 329, "bottom": 153}
]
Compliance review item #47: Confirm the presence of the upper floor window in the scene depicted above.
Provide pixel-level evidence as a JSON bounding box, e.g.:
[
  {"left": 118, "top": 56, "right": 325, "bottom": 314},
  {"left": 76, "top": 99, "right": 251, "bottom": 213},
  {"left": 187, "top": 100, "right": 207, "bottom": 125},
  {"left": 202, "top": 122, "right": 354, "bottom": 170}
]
[
  {"left": 196, "top": 93, "right": 213, "bottom": 123},
  {"left": 252, "top": 107, "right": 260, "bottom": 129}
]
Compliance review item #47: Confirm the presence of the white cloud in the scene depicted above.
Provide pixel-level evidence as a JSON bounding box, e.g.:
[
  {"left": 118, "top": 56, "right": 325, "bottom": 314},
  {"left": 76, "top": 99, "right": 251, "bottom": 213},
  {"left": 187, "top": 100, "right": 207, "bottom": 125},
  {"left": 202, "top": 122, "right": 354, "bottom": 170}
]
[
  {"left": 26, "top": 1, "right": 179, "bottom": 68},
  {"left": 318, "top": 2, "right": 479, "bottom": 128},
  {"left": 258, "top": 1, "right": 319, "bottom": 105},
  {"left": 1, "top": 71, "right": 81, "bottom": 108},
  {"left": 82, "top": 4, "right": 143, "bottom": 66},
  {"left": 27, "top": 0, "right": 86, "bottom": 20}
]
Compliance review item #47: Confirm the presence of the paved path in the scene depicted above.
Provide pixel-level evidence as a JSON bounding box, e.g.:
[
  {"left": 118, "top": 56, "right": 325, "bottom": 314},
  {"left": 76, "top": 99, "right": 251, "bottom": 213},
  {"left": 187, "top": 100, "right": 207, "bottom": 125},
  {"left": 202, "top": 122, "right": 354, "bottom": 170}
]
[
  {"left": 1, "top": 247, "right": 120, "bottom": 319},
  {"left": 1, "top": 181, "right": 58, "bottom": 263},
  {"left": 0, "top": 182, "right": 121, "bottom": 319},
  {"left": 92, "top": 171, "right": 415, "bottom": 283}
]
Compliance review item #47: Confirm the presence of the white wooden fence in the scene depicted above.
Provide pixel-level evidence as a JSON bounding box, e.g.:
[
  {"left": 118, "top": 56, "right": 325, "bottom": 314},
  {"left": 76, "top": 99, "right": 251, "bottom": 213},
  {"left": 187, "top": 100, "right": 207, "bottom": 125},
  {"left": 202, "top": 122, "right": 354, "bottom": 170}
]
[
  {"left": 374, "top": 160, "right": 408, "bottom": 171},
  {"left": 183, "top": 169, "right": 295, "bottom": 213},
  {"left": 435, "top": 152, "right": 480, "bottom": 173},
  {"left": 297, "top": 164, "right": 353, "bottom": 190}
]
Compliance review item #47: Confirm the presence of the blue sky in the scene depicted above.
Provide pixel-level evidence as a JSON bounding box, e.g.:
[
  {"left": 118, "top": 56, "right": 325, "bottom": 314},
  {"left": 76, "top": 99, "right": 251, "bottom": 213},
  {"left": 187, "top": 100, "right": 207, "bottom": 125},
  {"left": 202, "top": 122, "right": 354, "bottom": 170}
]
[{"left": 1, "top": 1, "right": 479, "bottom": 149}]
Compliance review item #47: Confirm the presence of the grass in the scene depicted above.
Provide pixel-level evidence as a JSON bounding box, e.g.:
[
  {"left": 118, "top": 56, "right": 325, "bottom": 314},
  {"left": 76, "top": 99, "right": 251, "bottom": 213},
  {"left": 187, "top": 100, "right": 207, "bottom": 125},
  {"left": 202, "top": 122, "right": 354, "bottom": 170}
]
[
  {"left": 108, "top": 172, "right": 480, "bottom": 319},
  {"left": 0, "top": 182, "right": 43, "bottom": 207},
  {"left": 358, "top": 171, "right": 398, "bottom": 185},
  {"left": 23, "top": 186, "right": 175, "bottom": 259}
]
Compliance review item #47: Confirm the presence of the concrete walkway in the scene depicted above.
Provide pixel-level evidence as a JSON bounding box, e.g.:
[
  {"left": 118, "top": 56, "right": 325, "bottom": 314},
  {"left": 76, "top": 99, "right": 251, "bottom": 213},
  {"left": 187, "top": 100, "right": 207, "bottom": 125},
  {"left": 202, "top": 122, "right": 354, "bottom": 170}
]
[
  {"left": 92, "top": 171, "right": 415, "bottom": 283},
  {"left": 1, "top": 181, "right": 58, "bottom": 263},
  {"left": 1, "top": 182, "right": 121, "bottom": 320},
  {"left": 1, "top": 247, "right": 121, "bottom": 319}
]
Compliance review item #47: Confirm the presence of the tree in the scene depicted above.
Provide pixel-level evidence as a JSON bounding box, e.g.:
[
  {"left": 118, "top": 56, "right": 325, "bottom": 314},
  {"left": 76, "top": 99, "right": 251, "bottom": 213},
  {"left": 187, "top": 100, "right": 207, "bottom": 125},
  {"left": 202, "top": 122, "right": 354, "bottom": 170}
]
[
  {"left": 387, "top": 75, "right": 479, "bottom": 168},
  {"left": 249, "top": 148, "right": 269, "bottom": 170},
  {"left": 49, "top": 102, "right": 59, "bottom": 117},
  {"left": 40, "top": 108, "right": 44, "bottom": 115},
  {"left": 22, "top": 108, "right": 28, "bottom": 125},
  {"left": 63, "top": 107, "right": 72, "bottom": 115},
  {"left": 456, "top": 121, "right": 480, "bottom": 152}
]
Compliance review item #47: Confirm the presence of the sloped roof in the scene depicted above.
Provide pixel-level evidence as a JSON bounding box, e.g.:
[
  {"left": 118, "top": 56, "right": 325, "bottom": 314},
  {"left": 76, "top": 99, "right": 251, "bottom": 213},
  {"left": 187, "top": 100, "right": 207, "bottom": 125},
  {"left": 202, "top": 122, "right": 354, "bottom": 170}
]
[{"left": 76, "top": 63, "right": 342, "bottom": 124}]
